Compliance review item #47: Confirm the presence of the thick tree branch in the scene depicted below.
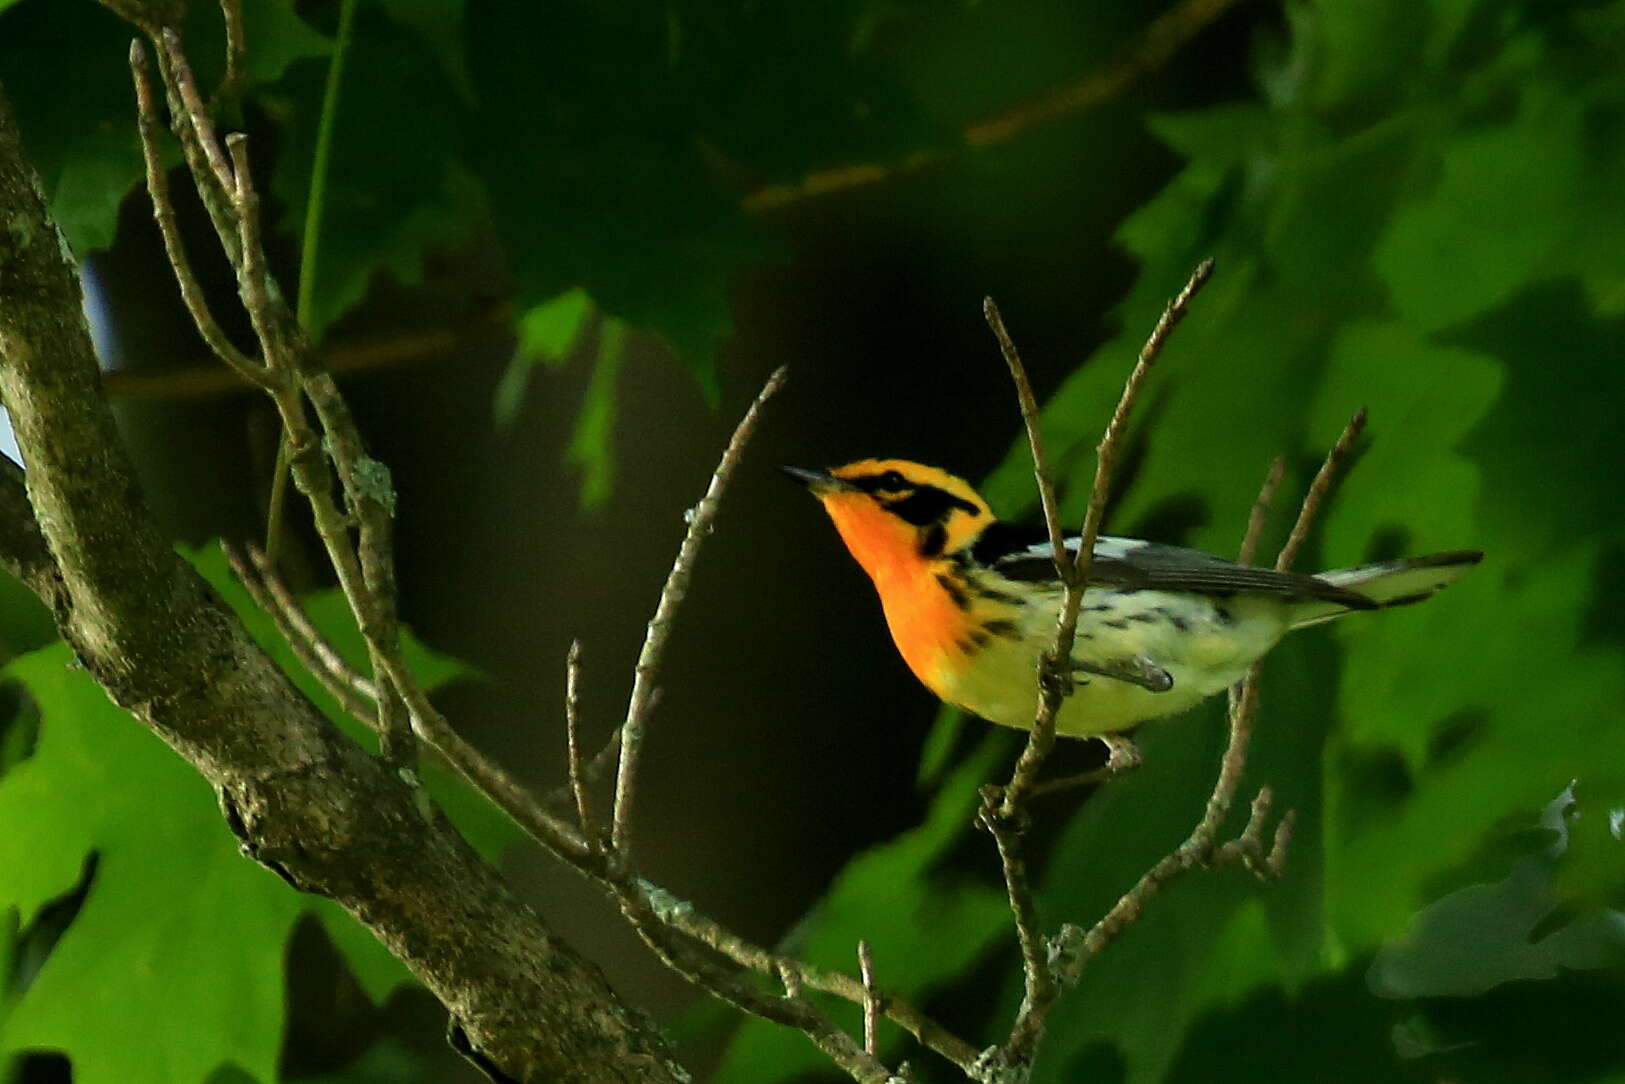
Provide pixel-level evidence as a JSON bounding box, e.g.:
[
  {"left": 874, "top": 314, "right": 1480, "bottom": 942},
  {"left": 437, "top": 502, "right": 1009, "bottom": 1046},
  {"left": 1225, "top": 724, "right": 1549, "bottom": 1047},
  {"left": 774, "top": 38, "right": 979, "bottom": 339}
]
[{"left": 0, "top": 79, "right": 683, "bottom": 1084}]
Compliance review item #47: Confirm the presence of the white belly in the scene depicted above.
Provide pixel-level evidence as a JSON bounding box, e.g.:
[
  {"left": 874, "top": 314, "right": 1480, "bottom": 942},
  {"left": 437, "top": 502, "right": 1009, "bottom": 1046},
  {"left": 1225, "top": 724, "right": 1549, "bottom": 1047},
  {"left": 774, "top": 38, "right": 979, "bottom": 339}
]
[{"left": 940, "top": 584, "right": 1291, "bottom": 736}]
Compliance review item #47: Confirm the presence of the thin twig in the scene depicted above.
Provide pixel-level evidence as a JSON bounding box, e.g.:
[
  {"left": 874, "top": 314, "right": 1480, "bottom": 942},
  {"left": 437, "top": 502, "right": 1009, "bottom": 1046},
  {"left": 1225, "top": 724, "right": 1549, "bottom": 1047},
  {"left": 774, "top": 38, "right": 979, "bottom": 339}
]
[
  {"left": 983, "top": 299, "right": 1068, "bottom": 573},
  {"left": 263, "top": 433, "right": 292, "bottom": 566},
  {"left": 212, "top": 0, "right": 247, "bottom": 106},
  {"left": 564, "top": 640, "right": 600, "bottom": 850},
  {"left": 1228, "top": 456, "right": 1284, "bottom": 723},
  {"left": 1237, "top": 455, "right": 1285, "bottom": 568},
  {"left": 1072, "top": 258, "right": 1215, "bottom": 585},
  {"left": 1029, "top": 765, "right": 1116, "bottom": 798},
  {"left": 129, "top": 41, "right": 274, "bottom": 391},
  {"left": 1276, "top": 409, "right": 1366, "bottom": 574},
  {"left": 613, "top": 884, "right": 897, "bottom": 1084},
  {"left": 610, "top": 366, "right": 789, "bottom": 855},
  {"left": 544, "top": 726, "right": 622, "bottom": 814},
  {"left": 231, "top": 544, "right": 379, "bottom": 718},
  {"left": 858, "top": 940, "right": 880, "bottom": 1059},
  {"left": 304, "top": 371, "right": 417, "bottom": 768},
  {"left": 223, "top": 133, "right": 299, "bottom": 370},
  {"left": 652, "top": 901, "right": 979, "bottom": 1072},
  {"left": 157, "top": 29, "right": 236, "bottom": 194},
  {"left": 145, "top": 27, "right": 241, "bottom": 267},
  {"left": 227, "top": 133, "right": 416, "bottom": 769},
  {"left": 979, "top": 792, "right": 1049, "bottom": 1060}
]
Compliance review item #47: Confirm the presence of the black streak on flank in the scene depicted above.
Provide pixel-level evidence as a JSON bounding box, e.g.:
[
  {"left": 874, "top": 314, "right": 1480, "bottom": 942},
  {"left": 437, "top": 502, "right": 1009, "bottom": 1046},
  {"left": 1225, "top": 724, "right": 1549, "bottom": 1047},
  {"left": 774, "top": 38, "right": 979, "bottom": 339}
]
[
  {"left": 957, "top": 635, "right": 991, "bottom": 655},
  {"left": 977, "top": 585, "right": 1026, "bottom": 606},
  {"left": 936, "top": 573, "right": 971, "bottom": 610},
  {"left": 982, "top": 619, "right": 1020, "bottom": 640},
  {"left": 1127, "top": 612, "right": 1159, "bottom": 624},
  {"left": 1214, "top": 605, "right": 1234, "bottom": 625},
  {"left": 1101, "top": 618, "right": 1130, "bottom": 630}
]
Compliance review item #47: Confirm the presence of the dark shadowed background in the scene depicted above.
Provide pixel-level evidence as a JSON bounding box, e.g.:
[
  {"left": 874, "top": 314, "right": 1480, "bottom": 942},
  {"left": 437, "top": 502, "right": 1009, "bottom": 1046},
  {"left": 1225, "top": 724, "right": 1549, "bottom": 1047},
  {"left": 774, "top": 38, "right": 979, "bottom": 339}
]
[{"left": 3, "top": 0, "right": 1624, "bottom": 1082}]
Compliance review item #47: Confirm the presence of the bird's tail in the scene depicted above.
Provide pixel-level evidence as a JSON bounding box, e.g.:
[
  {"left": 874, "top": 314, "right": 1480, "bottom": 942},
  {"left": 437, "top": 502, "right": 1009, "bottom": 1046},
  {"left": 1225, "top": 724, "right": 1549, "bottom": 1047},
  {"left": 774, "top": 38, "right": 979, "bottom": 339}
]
[{"left": 1291, "top": 550, "right": 1483, "bottom": 629}]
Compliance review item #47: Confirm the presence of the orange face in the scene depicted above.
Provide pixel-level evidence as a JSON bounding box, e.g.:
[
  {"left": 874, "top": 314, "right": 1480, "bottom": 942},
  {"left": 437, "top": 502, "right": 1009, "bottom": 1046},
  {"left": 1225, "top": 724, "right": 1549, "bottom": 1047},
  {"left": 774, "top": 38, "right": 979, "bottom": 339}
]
[
  {"left": 795, "top": 458, "right": 992, "bottom": 586},
  {"left": 787, "top": 459, "right": 997, "bottom": 696},
  {"left": 816, "top": 483, "right": 929, "bottom": 588}
]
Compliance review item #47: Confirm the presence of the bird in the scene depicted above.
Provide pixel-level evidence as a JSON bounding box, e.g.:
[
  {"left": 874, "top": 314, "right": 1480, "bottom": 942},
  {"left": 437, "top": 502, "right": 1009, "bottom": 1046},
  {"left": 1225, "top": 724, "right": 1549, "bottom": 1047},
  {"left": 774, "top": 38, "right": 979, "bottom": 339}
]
[{"left": 784, "top": 458, "right": 1480, "bottom": 743}]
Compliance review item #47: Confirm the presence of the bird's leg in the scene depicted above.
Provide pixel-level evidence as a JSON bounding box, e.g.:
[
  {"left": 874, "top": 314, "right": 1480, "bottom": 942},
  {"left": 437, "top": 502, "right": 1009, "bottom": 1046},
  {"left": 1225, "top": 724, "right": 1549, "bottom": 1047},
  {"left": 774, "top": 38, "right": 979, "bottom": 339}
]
[
  {"left": 1029, "top": 731, "right": 1143, "bottom": 799},
  {"left": 1099, "top": 732, "right": 1142, "bottom": 773}
]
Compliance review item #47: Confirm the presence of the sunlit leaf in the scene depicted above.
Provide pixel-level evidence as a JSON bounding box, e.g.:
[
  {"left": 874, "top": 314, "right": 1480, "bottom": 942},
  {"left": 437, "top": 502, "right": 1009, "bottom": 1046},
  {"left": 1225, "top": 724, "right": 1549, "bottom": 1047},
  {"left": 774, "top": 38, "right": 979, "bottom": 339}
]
[{"left": 0, "top": 545, "right": 497, "bottom": 1081}]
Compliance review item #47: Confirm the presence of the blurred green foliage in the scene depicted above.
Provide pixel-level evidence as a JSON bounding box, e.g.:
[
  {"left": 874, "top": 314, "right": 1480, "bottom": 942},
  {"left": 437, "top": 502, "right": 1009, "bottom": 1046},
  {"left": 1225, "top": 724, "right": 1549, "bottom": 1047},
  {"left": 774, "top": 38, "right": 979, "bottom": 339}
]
[
  {"left": 0, "top": 548, "right": 505, "bottom": 1083},
  {"left": 0, "top": 0, "right": 1622, "bottom": 1081},
  {"left": 756, "top": 0, "right": 1625, "bottom": 1080}
]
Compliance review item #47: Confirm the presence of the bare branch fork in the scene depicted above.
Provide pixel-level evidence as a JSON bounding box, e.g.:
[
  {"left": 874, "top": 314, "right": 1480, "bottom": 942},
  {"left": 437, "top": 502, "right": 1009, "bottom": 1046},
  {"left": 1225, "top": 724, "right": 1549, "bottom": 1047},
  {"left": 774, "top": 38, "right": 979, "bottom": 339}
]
[{"left": 973, "top": 268, "right": 1365, "bottom": 1077}]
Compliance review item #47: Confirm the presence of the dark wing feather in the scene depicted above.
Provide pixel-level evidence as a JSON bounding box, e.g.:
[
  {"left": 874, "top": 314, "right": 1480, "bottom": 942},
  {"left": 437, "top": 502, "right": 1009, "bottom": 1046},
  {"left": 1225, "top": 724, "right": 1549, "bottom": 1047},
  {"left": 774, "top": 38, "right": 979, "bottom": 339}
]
[{"left": 972, "top": 526, "right": 1376, "bottom": 609}]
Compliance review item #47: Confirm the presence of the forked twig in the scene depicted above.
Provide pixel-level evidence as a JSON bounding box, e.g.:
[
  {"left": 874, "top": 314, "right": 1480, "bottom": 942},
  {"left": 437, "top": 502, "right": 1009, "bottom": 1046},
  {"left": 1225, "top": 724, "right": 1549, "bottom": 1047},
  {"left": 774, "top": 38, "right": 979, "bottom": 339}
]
[
  {"left": 980, "top": 260, "right": 1215, "bottom": 1069},
  {"left": 998, "top": 258, "right": 1215, "bottom": 817},
  {"left": 225, "top": 543, "right": 378, "bottom": 721},
  {"left": 1053, "top": 410, "right": 1366, "bottom": 987},
  {"left": 129, "top": 42, "right": 272, "bottom": 390}
]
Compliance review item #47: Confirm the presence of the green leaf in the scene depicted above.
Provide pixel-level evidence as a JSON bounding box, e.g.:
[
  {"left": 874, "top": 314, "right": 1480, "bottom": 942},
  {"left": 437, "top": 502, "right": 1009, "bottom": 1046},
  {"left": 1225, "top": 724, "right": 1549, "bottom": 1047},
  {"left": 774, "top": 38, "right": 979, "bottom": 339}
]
[
  {"left": 794, "top": 6, "right": 1625, "bottom": 1082},
  {"left": 1373, "top": 84, "right": 1585, "bottom": 333},
  {"left": 373, "top": 0, "right": 471, "bottom": 97},
  {"left": 0, "top": 0, "right": 333, "bottom": 255},
  {"left": 287, "top": 1040, "right": 426, "bottom": 1083},
  {"left": 464, "top": 0, "right": 771, "bottom": 397},
  {"left": 492, "top": 288, "right": 593, "bottom": 431},
  {"left": 1368, "top": 789, "right": 1625, "bottom": 999},
  {"left": 0, "top": 641, "right": 299, "bottom": 1084},
  {"left": 268, "top": 3, "right": 481, "bottom": 340},
  {"left": 237, "top": 0, "right": 335, "bottom": 85},
  {"left": 566, "top": 319, "right": 626, "bottom": 511},
  {"left": 0, "top": 567, "right": 55, "bottom": 662},
  {"left": 0, "top": 544, "right": 498, "bottom": 1080},
  {"left": 0, "top": 1, "right": 145, "bottom": 253}
]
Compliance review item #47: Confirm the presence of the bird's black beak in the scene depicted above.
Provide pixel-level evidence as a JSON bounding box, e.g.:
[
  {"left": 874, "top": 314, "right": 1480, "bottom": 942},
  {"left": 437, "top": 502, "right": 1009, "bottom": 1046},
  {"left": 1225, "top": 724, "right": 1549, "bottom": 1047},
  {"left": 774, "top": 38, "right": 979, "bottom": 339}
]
[{"left": 779, "top": 465, "right": 845, "bottom": 495}]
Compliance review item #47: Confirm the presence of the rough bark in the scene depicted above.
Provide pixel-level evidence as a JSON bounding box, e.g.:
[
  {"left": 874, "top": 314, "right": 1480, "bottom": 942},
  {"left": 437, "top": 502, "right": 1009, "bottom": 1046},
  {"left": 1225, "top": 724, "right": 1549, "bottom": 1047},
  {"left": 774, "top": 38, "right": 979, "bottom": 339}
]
[{"left": 0, "top": 83, "right": 683, "bottom": 1084}]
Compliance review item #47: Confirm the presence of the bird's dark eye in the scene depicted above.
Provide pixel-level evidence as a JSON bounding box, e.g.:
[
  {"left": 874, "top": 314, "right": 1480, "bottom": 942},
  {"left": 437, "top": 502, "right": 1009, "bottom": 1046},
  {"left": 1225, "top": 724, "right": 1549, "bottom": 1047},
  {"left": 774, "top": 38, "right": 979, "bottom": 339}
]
[{"left": 876, "top": 470, "right": 909, "bottom": 492}]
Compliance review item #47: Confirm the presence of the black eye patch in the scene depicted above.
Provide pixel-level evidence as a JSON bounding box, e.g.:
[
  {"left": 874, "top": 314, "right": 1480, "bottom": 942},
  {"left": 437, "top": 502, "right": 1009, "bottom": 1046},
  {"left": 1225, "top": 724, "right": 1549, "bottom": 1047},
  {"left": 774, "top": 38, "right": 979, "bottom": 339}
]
[
  {"left": 851, "top": 470, "right": 912, "bottom": 494},
  {"left": 884, "top": 485, "right": 981, "bottom": 526}
]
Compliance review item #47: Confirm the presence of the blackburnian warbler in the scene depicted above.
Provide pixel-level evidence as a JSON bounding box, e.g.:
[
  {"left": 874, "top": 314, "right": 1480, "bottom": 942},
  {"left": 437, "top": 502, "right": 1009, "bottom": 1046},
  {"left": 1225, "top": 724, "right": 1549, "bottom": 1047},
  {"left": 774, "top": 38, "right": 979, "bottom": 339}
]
[{"left": 785, "top": 459, "right": 1480, "bottom": 738}]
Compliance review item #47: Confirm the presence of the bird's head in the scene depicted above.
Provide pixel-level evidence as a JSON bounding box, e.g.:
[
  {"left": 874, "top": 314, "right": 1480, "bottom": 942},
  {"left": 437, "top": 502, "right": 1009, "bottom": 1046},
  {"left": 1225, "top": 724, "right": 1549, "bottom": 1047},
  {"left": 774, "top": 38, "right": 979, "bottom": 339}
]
[{"left": 782, "top": 458, "right": 995, "bottom": 578}]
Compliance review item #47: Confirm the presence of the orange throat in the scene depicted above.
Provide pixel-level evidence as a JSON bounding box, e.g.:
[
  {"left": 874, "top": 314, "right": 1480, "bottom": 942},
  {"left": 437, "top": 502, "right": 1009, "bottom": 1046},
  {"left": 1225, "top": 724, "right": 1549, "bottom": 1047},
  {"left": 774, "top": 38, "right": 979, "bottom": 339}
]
[{"left": 821, "top": 493, "right": 967, "bottom": 697}]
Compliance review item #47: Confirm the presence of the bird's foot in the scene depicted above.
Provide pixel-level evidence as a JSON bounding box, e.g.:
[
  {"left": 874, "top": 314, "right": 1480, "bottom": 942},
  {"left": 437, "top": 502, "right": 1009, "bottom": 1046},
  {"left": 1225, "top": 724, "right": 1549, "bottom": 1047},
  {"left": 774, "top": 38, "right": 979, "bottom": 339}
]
[
  {"left": 1100, "top": 733, "right": 1143, "bottom": 774},
  {"left": 1072, "top": 654, "right": 1173, "bottom": 693}
]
